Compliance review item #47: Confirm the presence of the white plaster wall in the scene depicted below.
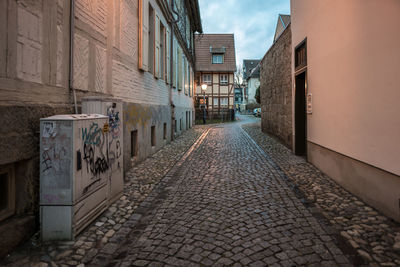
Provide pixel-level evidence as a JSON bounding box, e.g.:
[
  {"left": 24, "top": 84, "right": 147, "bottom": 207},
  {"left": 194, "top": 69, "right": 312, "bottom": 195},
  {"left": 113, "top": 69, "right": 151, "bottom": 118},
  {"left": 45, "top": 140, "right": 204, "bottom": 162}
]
[
  {"left": 247, "top": 77, "right": 259, "bottom": 104},
  {"left": 291, "top": 0, "right": 400, "bottom": 175},
  {"left": 172, "top": 88, "right": 194, "bottom": 110}
]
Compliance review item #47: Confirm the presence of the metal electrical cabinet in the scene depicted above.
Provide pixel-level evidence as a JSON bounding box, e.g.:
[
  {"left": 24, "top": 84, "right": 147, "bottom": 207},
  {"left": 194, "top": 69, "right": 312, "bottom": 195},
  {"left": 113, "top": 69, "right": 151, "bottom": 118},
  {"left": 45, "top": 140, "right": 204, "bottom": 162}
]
[
  {"left": 40, "top": 114, "right": 111, "bottom": 241},
  {"left": 82, "top": 97, "right": 124, "bottom": 203}
]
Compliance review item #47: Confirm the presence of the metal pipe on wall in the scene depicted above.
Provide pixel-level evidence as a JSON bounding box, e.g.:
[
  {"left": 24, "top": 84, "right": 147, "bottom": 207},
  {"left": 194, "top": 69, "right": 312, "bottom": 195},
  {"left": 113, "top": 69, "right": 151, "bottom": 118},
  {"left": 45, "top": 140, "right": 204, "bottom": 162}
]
[{"left": 69, "top": 0, "right": 78, "bottom": 114}]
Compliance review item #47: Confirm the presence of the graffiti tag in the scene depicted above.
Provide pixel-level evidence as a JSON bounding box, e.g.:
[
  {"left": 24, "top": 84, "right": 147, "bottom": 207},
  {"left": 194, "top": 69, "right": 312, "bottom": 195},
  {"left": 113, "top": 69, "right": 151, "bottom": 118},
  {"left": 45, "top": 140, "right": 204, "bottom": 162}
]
[
  {"left": 81, "top": 123, "right": 102, "bottom": 145},
  {"left": 107, "top": 105, "right": 120, "bottom": 139}
]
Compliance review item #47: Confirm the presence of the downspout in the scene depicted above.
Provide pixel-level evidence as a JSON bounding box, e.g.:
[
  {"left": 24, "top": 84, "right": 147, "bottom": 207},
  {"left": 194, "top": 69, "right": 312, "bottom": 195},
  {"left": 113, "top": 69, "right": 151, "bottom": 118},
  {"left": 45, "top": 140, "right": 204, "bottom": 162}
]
[
  {"left": 69, "top": 0, "right": 78, "bottom": 114},
  {"left": 169, "top": 0, "right": 175, "bottom": 140}
]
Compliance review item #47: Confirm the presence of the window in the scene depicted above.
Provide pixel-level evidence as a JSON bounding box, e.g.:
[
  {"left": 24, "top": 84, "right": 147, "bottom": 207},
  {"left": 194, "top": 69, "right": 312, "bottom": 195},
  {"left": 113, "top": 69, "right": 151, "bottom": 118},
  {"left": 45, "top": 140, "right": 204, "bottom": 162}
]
[
  {"left": 221, "top": 98, "right": 228, "bottom": 106},
  {"left": 148, "top": 4, "right": 154, "bottom": 74},
  {"left": 174, "top": 120, "right": 177, "bottom": 133},
  {"left": 163, "top": 123, "right": 167, "bottom": 140},
  {"left": 295, "top": 39, "right": 307, "bottom": 71},
  {"left": 213, "top": 98, "right": 219, "bottom": 106},
  {"left": 165, "top": 29, "right": 171, "bottom": 83},
  {"left": 186, "top": 111, "right": 188, "bottom": 130},
  {"left": 184, "top": 58, "right": 188, "bottom": 95},
  {"left": 202, "top": 74, "right": 211, "bottom": 85},
  {"left": 151, "top": 126, "right": 156, "bottom": 146},
  {"left": 131, "top": 130, "right": 138, "bottom": 157},
  {"left": 190, "top": 68, "right": 194, "bottom": 96},
  {"left": 0, "top": 165, "right": 15, "bottom": 221},
  {"left": 177, "top": 47, "right": 182, "bottom": 91},
  {"left": 173, "top": 38, "right": 177, "bottom": 87},
  {"left": 220, "top": 74, "right": 228, "bottom": 85},
  {"left": 160, "top": 23, "right": 165, "bottom": 79},
  {"left": 186, "top": 62, "right": 190, "bottom": 96},
  {"left": 139, "top": 1, "right": 170, "bottom": 82},
  {"left": 180, "top": 119, "right": 182, "bottom": 131},
  {"left": 212, "top": 54, "right": 223, "bottom": 64}
]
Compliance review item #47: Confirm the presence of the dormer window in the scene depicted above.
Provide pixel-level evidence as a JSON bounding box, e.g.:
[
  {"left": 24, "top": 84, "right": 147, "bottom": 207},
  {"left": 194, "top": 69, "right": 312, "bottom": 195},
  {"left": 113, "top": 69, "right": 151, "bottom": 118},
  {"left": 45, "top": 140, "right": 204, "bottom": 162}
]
[{"left": 212, "top": 54, "right": 223, "bottom": 64}]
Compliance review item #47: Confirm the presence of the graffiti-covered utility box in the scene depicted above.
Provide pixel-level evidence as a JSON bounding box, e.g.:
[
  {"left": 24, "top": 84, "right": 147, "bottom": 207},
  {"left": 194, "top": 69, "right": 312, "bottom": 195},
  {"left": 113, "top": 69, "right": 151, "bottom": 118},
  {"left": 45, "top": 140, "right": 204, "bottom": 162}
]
[
  {"left": 82, "top": 97, "right": 124, "bottom": 203},
  {"left": 40, "top": 114, "right": 111, "bottom": 241}
]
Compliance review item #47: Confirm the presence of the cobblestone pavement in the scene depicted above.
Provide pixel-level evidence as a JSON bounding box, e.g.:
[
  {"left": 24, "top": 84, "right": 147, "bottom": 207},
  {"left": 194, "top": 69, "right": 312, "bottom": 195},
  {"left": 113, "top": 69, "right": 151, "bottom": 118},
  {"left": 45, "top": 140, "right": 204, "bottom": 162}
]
[
  {"left": 242, "top": 121, "right": 400, "bottom": 267},
  {"left": 4, "top": 117, "right": 399, "bottom": 267},
  {"left": 89, "top": 117, "right": 356, "bottom": 267},
  {"left": 2, "top": 126, "right": 208, "bottom": 267}
]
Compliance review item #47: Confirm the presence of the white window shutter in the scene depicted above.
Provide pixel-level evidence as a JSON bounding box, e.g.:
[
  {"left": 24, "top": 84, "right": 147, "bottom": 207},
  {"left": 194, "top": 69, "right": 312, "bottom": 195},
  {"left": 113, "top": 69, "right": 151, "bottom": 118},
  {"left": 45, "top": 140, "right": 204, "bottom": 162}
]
[
  {"left": 184, "top": 57, "right": 189, "bottom": 95},
  {"left": 166, "top": 29, "right": 170, "bottom": 84},
  {"left": 190, "top": 67, "right": 194, "bottom": 97},
  {"left": 139, "top": 0, "right": 149, "bottom": 71},
  {"left": 173, "top": 38, "right": 177, "bottom": 88},
  {"left": 178, "top": 47, "right": 182, "bottom": 90},
  {"left": 155, "top": 13, "right": 160, "bottom": 78}
]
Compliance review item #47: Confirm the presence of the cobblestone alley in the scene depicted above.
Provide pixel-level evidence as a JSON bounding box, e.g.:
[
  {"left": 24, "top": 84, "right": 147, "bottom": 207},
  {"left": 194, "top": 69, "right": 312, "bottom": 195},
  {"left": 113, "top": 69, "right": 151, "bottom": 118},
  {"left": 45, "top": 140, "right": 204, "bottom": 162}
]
[
  {"left": 97, "top": 117, "right": 353, "bottom": 266},
  {"left": 3, "top": 116, "right": 400, "bottom": 267}
]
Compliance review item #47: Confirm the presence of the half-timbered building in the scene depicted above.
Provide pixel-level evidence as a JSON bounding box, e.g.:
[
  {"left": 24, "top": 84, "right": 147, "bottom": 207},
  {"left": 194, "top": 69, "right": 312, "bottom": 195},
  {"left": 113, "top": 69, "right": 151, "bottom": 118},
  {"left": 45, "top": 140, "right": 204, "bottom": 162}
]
[{"left": 194, "top": 34, "right": 236, "bottom": 119}]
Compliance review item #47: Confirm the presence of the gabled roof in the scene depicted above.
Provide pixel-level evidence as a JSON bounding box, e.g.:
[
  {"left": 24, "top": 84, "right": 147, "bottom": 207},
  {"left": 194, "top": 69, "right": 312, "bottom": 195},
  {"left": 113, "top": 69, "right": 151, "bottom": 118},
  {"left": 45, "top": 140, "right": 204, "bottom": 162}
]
[
  {"left": 243, "top": 59, "right": 260, "bottom": 79},
  {"left": 274, "top": 14, "right": 291, "bottom": 42},
  {"left": 249, "top": 64, "right": 260, "bottom": 79},
  {"left": 195, "top": 34, "right": 236, "bottom": 72}
]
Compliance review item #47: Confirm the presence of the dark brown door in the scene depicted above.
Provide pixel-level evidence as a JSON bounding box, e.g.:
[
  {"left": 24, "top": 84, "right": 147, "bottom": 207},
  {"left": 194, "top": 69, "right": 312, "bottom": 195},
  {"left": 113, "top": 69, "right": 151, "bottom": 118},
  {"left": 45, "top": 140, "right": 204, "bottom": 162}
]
[{"left": 295, "top": 72, "right": 307, "bottom": 156}]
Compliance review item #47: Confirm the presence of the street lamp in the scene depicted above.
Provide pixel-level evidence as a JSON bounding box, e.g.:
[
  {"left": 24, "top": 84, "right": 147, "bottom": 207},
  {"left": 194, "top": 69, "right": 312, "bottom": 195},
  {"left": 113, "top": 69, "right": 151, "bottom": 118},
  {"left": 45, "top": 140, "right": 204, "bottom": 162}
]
[{"left": 201, "top": 84, "right": 207, "bottom": 124}]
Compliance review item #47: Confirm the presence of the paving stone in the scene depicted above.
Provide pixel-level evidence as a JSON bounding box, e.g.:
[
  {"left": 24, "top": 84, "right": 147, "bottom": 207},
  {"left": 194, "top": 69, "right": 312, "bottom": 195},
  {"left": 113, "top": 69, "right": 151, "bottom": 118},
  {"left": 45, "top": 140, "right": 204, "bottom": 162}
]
[
  {"left": 242, "top": 120, "right": 400, "bottom": 266},
  {"left": 8, "top": 118, "right": 399, "bottom": 267}
]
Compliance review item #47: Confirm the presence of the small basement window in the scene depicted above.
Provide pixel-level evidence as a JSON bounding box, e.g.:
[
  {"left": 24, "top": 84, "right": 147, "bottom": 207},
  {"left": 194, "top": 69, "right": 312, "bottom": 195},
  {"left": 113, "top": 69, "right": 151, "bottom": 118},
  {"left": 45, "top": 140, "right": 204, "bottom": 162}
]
[
  {"left": 131, "top": 130, "right": 138, "bottom": 157},
  {"left": 163, "top": 123, "right": 167, "bottom": 140},
  {"left": 0, "top": 165, "right": 15, "bottom": 221},
  {"left": 151, "top": 126, "right": 156, "bottom": 147}
]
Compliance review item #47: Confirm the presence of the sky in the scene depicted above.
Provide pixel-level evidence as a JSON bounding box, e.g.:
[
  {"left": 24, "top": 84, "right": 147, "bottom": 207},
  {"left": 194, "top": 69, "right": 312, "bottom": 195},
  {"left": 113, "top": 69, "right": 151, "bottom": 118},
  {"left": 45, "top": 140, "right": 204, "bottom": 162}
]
[{"left": 198, "top": 0, "right": 291, "bottom": 68}]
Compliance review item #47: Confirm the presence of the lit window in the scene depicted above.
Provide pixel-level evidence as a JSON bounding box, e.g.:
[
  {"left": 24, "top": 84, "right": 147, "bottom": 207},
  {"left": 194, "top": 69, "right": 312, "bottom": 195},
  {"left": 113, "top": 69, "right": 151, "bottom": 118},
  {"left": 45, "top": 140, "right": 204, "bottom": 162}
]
[
  {"left": 202, "top": 74, "right": 211, "bottom": 85},
  {"left": 212, "top": 54, "right": 223, "bottom": 64},
  {"left": 220, "top": 74, "right": 228, "bottom": 85}
]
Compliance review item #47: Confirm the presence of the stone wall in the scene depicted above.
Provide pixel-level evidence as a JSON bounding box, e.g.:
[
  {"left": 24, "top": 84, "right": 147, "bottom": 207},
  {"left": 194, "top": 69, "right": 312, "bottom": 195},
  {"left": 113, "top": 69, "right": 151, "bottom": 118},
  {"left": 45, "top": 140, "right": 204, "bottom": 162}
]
[{"left": 260, "top": 24, "right": 292, "bottom": 148}]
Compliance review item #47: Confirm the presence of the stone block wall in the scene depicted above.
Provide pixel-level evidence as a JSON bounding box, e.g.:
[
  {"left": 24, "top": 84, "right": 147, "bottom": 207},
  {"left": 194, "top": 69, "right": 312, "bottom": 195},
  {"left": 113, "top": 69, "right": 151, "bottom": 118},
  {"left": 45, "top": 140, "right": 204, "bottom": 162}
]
[{"left": 260, "top": 24, "right": 293, "bottom": 148}]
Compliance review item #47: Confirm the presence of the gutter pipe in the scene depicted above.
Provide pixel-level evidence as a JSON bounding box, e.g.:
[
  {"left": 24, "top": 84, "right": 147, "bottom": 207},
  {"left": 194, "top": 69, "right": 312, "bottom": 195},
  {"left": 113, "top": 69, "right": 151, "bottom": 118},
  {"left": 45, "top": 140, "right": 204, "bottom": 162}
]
[{"left": 69, "top": 0, "right": 78, "bottom": 114}]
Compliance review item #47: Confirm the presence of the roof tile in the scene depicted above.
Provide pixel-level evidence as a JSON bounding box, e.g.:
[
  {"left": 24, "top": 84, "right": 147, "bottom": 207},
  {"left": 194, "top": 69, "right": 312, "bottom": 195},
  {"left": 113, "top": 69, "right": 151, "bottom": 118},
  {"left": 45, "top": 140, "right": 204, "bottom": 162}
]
[{"left": 195, "top": 34, "right": 236, "bottom": 72}]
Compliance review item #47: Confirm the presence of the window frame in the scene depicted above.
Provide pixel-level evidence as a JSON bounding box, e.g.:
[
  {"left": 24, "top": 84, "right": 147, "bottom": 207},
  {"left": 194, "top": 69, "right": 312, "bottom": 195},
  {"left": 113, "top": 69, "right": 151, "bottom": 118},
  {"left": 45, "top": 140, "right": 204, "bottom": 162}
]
[
  {"left": 202, "top": 74, "right": 212, "bottom": 85},
  {"left": 213, "top": 97, "right": 219, "bottom": 106},
  {"left": 220, "top": 74, "right": 228, "bottom": 85},
  {"left": 220, "top": 97, "right": 228, "bottom": 106},
  {"left": 212, "top": 54, "right": 224, "bottom": 64}
]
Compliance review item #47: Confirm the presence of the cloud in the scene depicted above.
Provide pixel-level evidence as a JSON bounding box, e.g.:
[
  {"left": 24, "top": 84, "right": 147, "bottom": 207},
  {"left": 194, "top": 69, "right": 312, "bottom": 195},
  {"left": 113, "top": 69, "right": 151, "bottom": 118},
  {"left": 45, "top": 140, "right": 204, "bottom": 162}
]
[{"left": 198, "top": 0, "right": 290, "bottom": 67}]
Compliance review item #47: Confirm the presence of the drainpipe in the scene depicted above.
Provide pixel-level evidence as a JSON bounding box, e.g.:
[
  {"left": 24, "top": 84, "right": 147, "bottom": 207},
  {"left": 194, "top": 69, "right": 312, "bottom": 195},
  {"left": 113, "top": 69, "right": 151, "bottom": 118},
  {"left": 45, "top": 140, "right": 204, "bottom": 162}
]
[
  {"left": 69, "top": 0, "right": 78, "bottom": 114},
  {"left": 169, "top": 0, "right": 176, "bottom": 141}
]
